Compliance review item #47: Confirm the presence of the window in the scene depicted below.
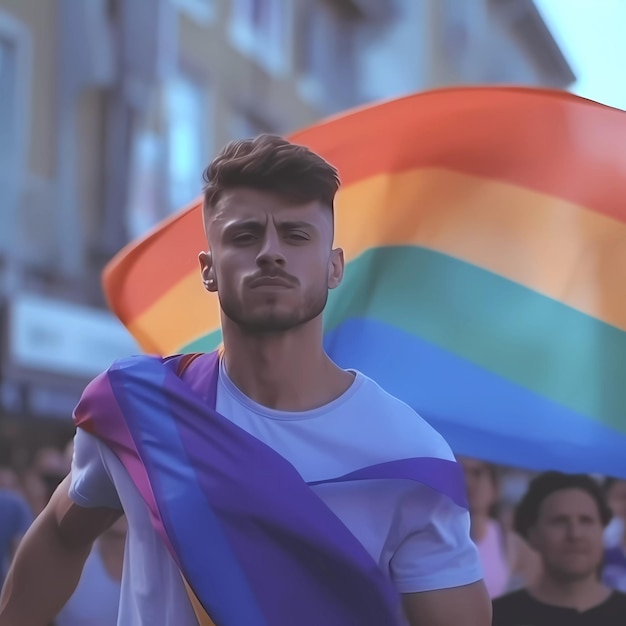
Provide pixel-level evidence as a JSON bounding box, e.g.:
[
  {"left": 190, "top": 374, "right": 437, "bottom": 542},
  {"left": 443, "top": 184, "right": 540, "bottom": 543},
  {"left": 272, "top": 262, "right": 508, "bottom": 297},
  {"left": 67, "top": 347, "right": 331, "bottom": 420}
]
[
  {"left": 440, "top": 0, "right": 473, "bottom": 73},
  {"left": 0, "top": 10, "right": 32, "bottom": 260},
  {"left": 165, "top": 74, "right": 210, "bottom": 212},
  {"left": 170, "top": 0, "right": 215, "bottom": 24},
  {"left": 0, "top": 35, "right": 17, "bottom": 165},
  {"left": 229, "top": 0, "right": 291, "bottom": 76},
  {"left": 126, "top": 130, "right": 165, "bottom": 240},
  {"left": 296, "top": 0, "right": 358, "bottom": 111},
  {"left": 126, "top": 72, "right": 211, "bottom": 239},
  {"left": 0, "top": 11, "right": 31, "bottom": 169},
  {"left": 230, "top": 109, "right": 276, "bottom": 140}
]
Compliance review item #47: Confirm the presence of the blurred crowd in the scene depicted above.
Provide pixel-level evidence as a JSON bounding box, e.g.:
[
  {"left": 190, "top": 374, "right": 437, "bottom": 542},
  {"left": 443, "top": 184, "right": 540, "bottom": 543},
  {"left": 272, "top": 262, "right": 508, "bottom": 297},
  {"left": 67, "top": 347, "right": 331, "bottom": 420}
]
[
  {"left": 460, "top": 457, "right": 626, "bottom": 596},
  {"left": 0, "top": 425, "right": 625, "bottom": 624},
  {"left": 460, "top": 457, "right": 626, "bottom": 624},
  {"left": 0, "top": 427, "right": 125, "bottom": 626}
]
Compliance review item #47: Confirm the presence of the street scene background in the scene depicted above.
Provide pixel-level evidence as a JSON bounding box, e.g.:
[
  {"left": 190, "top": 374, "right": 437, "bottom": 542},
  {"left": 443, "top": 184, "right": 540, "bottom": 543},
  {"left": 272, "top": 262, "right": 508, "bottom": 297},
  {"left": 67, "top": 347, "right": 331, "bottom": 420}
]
[{"left": 0, "top": 0, "right": 624, "bottom": 623}]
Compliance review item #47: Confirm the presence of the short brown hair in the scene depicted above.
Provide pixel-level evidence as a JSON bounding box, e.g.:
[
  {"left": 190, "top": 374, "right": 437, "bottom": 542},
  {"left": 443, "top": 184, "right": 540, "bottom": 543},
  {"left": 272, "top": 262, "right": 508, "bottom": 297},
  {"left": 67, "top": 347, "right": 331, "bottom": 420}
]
[
  {"left": 202, "top": 134, "right": 340, "bottom": 213},
  {"left": 514, "top": 471, "right": 612, "bottom": 538}
]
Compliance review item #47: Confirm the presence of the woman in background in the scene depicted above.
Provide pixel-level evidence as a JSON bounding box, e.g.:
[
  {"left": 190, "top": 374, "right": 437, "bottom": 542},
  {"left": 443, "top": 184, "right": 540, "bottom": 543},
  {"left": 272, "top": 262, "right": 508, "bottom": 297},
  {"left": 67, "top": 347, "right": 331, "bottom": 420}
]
[{"left": 459, "top": 457, "right": 541, "bottom": 598}]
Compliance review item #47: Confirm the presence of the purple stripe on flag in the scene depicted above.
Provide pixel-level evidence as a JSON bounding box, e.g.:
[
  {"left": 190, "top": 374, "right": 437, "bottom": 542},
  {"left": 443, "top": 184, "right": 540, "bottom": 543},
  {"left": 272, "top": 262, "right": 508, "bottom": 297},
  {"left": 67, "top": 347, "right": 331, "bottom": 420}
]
[
  {"left": 73, "top": 368, "right": 176, "bottom": 559},
  {"left": 308, "top": 457, "right": 469, "bottom": 508},
  {"left": 108, "top": 359, "right": 267, "bottom": 625}
]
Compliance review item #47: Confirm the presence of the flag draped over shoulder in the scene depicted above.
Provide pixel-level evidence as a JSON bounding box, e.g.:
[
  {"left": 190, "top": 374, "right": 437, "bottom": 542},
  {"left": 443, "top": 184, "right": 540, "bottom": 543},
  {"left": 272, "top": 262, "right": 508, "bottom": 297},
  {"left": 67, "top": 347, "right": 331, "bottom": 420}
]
[
  {"left": 103, "top": 87, "right": 626, "bottom": 478},
  {"left": 75, "top": 351, "right": 434, "bottom": 625}
]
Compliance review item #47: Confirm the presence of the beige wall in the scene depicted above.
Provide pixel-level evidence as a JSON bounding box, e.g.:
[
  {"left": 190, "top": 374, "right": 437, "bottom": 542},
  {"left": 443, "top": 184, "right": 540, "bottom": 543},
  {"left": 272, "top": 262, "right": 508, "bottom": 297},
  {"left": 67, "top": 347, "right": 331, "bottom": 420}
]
[{"left": 0, "top": 0, "right": 58, "bottom": 179}]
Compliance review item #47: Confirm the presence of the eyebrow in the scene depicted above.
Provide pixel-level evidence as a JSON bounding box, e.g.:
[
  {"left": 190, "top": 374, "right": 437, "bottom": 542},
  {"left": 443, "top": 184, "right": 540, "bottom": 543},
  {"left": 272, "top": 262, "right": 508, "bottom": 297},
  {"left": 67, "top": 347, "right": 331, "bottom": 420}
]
[
  {"left": 276, "top": 220, "right": 317, "bottom": 232},
  {"left": 221, "top": 219, "right": 318, "bottom": 236},
  {"left": 549, "top": 513, "right": 596, "bottom": 522},
  {"left": 220, "top": 220, "right": 265, "bottom": 236}
]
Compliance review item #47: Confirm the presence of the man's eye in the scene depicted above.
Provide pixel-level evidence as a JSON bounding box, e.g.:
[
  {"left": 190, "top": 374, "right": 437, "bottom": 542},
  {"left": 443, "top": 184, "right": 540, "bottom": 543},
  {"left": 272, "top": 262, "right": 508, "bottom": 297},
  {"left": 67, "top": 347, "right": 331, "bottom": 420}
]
[
  {"left": 288, "top": 232, "right": 309, "bottom": 241},
  {"left": 232, "top": 233, "right": 256, "bottom": 243}
]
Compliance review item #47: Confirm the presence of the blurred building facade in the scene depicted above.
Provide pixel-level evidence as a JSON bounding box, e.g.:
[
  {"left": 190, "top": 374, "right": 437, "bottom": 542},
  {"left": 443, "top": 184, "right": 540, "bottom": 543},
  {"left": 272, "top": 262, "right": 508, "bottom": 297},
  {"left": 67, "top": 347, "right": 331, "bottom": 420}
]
[{"left": 0, "top": 0, "right": 573, "bottom": 430}]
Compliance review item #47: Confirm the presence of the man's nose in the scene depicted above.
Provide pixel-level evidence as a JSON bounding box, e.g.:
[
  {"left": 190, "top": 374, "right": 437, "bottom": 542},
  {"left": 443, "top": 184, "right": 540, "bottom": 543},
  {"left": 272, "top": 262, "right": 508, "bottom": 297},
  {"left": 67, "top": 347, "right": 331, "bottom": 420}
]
[
  {"left": 566, "top": 521, "right": 585, "bottom": 540},
  {"left": 256, "top": 230, "right": 286, "bottom": 267}
]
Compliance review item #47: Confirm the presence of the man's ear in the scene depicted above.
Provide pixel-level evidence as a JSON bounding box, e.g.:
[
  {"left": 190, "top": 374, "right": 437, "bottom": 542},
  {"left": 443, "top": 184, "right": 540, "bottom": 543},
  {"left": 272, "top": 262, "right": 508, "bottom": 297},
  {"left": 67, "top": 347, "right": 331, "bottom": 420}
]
[
  {"left": 198, "top": 251, "right": 217, "bottom": 292},
  {"left": 328, "top": 247, "right": 344, "bottom": 290}
]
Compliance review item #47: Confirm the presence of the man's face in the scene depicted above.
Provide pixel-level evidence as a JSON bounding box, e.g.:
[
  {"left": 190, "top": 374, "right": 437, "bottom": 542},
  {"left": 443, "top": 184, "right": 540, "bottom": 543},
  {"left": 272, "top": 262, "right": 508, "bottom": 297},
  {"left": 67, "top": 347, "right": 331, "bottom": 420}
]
[
  {"left": 199, "top": 188, "right": 343, "bottom": 333},
  {"left": 528, "top": 488, "right": 605, "bottom": 582}
]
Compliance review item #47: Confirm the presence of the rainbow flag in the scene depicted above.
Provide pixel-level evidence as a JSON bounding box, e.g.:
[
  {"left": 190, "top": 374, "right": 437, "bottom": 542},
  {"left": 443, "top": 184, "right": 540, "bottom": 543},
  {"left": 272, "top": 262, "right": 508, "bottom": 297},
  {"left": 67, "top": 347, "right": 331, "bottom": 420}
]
[{"left": 104, "top": 87, "right": 626, "bottom": 478}]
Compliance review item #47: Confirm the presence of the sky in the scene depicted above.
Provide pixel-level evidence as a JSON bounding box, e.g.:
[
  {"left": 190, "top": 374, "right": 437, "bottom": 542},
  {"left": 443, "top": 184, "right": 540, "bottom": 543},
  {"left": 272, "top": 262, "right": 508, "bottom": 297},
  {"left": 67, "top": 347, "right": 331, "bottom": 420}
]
[{"left": 535, "top": 0, "right": 626, "bottom": 110}]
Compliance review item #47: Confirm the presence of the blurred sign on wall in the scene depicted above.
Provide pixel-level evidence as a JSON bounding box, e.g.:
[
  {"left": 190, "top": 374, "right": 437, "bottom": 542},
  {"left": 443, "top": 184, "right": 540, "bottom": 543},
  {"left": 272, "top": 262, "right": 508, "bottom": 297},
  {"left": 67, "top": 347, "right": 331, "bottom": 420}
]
[{"left": 8, "top": 294, "right": 138, "bottom": 379}]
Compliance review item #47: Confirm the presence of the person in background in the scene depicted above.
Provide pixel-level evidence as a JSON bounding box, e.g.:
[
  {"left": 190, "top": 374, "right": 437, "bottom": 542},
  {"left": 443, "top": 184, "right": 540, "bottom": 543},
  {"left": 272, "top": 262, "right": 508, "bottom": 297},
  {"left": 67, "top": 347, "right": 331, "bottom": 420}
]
[
  {"left": 492, "top": 471, "right": 626, "bottom": 625},
  {"left": 0, "top": 490, "right": 32, "bottom": 591},
  {"left": 602, "top": 477, "right": 626, "bottom": 592},
  {"left": 22, "top": 447, "right": 70, "bottom": 515},
  {"left": 497, "top": 469, "right": 532, "bottom": 533},
  {"left": 459, "top": 457, "right": 541, "bottom": 598},
  {"left": 0, "top": 467, "right": 22, "bottom": 494},
  {"left": 55, "top": 517, "right": 126, "bottom": 626}
]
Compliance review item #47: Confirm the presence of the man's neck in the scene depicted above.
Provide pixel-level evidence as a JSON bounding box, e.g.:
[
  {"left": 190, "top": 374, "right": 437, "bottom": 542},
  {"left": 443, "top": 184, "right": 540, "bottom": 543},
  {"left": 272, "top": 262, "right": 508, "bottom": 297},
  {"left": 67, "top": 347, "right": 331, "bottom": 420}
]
[
  {"left": 221, "top": 320, "right": 353, "bottom": 411},
  {"left": 529, "top": 573, "right": 611, "bottom": 612}
]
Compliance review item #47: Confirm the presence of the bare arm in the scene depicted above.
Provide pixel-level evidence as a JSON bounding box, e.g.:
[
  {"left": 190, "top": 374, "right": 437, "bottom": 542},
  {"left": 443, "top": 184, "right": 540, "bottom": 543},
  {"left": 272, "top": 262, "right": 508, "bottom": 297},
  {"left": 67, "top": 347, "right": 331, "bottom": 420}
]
[
  {"left": 7, "top": 493, "right": 33, "bottom": 565},
  {"left": 402, "top": 580, "right": 491, "bottom": 626},
  {"left": 0, "top": 474, "right": 122, "bottom": 626},
  {"left": 8, "top": 536, "right": 24, "bottom": 564}
]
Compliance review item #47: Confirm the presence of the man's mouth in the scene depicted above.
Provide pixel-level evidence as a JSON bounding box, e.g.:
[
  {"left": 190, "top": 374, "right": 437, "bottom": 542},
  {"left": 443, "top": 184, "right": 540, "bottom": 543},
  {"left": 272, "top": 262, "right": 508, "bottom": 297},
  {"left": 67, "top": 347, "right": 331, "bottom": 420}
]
[{"left": 248, "top": 276, "right": 294, "bottom": 289}]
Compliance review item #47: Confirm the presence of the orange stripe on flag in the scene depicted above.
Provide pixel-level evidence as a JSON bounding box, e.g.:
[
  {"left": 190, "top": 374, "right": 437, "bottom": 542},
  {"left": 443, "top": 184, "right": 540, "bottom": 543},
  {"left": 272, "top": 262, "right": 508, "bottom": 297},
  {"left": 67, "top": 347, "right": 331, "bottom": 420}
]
[
  {"left": 103, "top": 199, "right": 205, "bottom": 324},
  {"left": 291, "top": 87, "right": 626, "bottom": 224},
  {"left": 128, "top": 272, "right": 220, "bottom": 355},
  {"left": 181, "top": 575, "right": 217, "bottom": 626}
]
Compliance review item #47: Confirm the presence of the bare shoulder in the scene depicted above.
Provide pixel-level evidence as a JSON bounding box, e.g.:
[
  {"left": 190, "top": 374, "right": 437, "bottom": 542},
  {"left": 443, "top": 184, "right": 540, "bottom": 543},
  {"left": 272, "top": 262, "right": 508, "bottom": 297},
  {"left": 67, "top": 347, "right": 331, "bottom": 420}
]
[
  {"left": 47, "top": 475, "right": 123, "bottom": 549},
  {"left": 402, "top": 580, "right": 492, "bottom": 626}
]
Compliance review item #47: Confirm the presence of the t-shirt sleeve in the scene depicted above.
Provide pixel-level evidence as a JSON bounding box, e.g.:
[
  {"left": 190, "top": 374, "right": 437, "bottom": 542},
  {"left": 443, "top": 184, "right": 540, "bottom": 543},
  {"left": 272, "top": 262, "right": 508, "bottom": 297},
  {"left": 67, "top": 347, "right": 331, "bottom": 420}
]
[
  {"left": 389, "top": 485, "right": 483, "bottom": 593},
  {"left": 69, "top": 429, "right": 122, "bottom": 510}
]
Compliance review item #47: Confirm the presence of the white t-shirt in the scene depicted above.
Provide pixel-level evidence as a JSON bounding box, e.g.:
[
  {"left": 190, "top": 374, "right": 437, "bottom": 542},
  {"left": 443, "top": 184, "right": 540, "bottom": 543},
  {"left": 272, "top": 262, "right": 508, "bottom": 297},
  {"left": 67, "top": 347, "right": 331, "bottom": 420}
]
[
  {"left": 56, "top": 544, "right": 121, "bottom": 626},
  {"left": 70, "top": 362, "right": 482, "bottom": 625}
]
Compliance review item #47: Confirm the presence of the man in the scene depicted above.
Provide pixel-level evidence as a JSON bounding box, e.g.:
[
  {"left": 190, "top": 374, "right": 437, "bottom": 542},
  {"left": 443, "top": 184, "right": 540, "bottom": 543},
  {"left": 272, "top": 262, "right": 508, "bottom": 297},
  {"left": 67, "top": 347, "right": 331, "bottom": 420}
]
[
  {"left": 0, "top": 135, "right": 490, "bottom": 625},
  {"left": 492, "top": 471, "right": 626, "bottom": 625}
]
